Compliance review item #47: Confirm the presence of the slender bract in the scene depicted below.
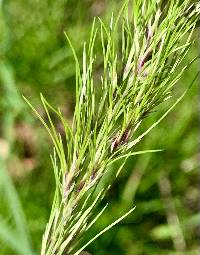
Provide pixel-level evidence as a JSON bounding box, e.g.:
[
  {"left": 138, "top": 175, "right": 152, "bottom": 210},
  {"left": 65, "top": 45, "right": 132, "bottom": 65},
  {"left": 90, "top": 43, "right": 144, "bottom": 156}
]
[{"left": 25, "top": 1, "right": 199, "bottom": 254}]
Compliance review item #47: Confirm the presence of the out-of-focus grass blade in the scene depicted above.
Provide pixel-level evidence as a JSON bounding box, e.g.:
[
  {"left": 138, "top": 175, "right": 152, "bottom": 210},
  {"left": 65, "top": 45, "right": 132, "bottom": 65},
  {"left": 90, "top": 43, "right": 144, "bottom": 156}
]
[
  {"left": 0, "top": 216, "right": 32, "bottom": 255},
  {"left": 0, "top": 158, "right": 33, "bottom": 255}
]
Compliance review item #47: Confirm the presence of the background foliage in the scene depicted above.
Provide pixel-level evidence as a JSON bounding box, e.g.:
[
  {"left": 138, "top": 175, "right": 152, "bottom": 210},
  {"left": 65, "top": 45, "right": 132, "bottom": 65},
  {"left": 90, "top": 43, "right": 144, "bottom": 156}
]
[{"left": 0, "top": 1, "right": 199, "bottom": 255}]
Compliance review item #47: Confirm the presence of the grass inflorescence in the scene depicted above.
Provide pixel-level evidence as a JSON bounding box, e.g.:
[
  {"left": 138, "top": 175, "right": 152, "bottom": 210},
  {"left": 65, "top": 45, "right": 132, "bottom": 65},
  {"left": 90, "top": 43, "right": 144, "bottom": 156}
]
[{"left": 24, "top": 0, "right": 199, "bottom": 254}]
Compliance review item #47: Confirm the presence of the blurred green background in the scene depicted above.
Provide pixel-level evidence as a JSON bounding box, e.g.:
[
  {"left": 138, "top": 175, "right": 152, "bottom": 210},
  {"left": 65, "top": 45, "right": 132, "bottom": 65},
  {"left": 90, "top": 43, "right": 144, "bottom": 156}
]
[{"left": 0, "top": 1, "right": 199, "bottom": 255}]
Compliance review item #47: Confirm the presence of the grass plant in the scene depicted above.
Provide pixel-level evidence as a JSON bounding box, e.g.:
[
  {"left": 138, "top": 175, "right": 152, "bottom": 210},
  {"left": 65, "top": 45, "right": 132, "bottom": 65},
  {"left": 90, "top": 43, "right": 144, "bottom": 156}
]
[{"left": 23, "top": 1, "right": 200, "bottom": 254}]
